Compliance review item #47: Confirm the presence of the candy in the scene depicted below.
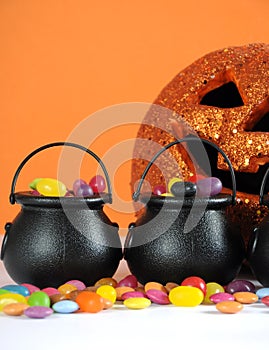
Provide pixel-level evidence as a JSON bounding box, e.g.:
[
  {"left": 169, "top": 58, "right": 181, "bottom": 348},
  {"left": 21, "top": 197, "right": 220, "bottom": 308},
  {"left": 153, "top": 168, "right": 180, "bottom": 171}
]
[
  {"left": 196, "top": 177, "right": 222, "bottom": 197},
  {"left": 76, "top": 291, "right": 104, "bottom": 313},
  {"left": 169, "top": 286, "right": 204, "bottom": 307},
  {"left": 50, "top": 293, "right": 68, "bottom": 305},
  {"left": 72, "top": 179, "right": 87, "bottom": 194},
  {"left": 115, "top": 286, "right": 135, "bottom": 300},
  {"left": 89, "top": 175, "right": 106, "bottom": 193},
  {"left": 203, "top": 282, "right": 224, "bottom": 304},
  {"left": 209, "top": 292, "right": 235, "bottom": 304},
  {"left": 57, "top": 283, "right": 77, "bottom": 295},
  {"left": 1, "top": 284, "right": 30, "bottom": 297},
  {"left": 21, "top": 283, "right": 40, "bottom": 294},
  {"left": 28, "top": 291, "right": 51, "bottom": 307},
  {"left": 144, "top": 282, "right": 166, "bottom": 293},
  {"left": 233, "top": 292, "right": 258, "bottom": 304},
  {"left": 165, "top": 282, "right": 179, "bottom": 292},
  {"left": 0, "top": 289, "right": 10, "bottom": 295},
  {"left": 256, "top": 288, "right": 269, "bottom": 299},
  {"left": 52, "top": 300, "right": 79, "bottom": 314},
  {"left": 96, "top": 285, "right": 117, "bottom": 304},
  {"left": 168, "top": 177, "right": 182, "bottom": 192},
  {"left": 153, "top": 185, "right": 166, "bottom": 195},
  {"left": 215, "top": 301, "right": 243, "bottom": 314},
  {"left": 36, "top": 178, "right": 67, "bottom": 197},
  {"left": 146, "top": 289, "right": 170, "bottom": 305},
  {"left": 0, "top": 293, "right": 27, "bottom": 311},
  {"left": 94, "top": 277, "right": 118, "bottom": 288},
  {"left": 29, "top": 178, "right": 42, "bottom": 190},
  {"left": 261, "top": 296, "right": 269, "bottom": 306},
  {"left": 24, "top": 306, "right": 53, "bottom": 319},
  {"left": 123, "top": 297, "right": 151, "bottom": 310},
  {"left": 170, "top": 181, "right": 197, "bottom": 197},
  {"left": 225, "top": 280, "right": 256, "bottom": 294},
  {"left": 121, "top": 291, "right": 145, "bottom": 300},
  {"left": 42, "top": 287, "right": 60, "bottom": 296},
  {"left": 188, "top": 174, "right": 206, "bottom": 183},
  {"left": 75, "top": 183, "right": 93, "bottom": 197},
  {"left": 181, "top": 276, "right": 207, "bottom": 295},
  {"left": 3, "top": 302, "right": 29, "bottom": 316},
  {"left": 117, "top": 274, "right": 138, "bottom": 288},
  {"left": 66, "top": 279, "right": 86, "bottom": 291}
]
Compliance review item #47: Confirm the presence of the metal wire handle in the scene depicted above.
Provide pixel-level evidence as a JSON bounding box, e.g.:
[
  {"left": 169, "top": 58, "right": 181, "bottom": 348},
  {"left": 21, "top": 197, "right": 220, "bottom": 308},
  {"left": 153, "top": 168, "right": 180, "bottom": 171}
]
[
  {"left": 132, "top": 136, "right": 236, "bottom": 204},
  {"left": 259, "top": 166, "right": 269, "bottom": 206},
  {"left": 9, "top": 141, "right": 112, "bottom": 204}
]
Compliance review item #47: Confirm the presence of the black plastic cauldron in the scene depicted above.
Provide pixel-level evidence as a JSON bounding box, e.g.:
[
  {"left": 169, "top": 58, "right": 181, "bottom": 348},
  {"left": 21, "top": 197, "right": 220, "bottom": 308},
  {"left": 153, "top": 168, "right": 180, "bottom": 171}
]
[
  {"left": 124, "top": 137, "right": 245, "bottom": 286},
  {"left": 1, "top": 142, "right": 122, "bottom": 288},
  {"left": 247, "top": 167, "right": 269, "bottom": 287}
]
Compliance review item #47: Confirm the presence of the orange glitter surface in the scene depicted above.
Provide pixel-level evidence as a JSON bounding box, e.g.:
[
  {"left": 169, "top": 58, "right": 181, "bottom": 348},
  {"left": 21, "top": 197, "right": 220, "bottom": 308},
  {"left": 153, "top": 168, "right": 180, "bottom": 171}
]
[{"left": 131, "top": 43, "right": 269, "bottom": 245}]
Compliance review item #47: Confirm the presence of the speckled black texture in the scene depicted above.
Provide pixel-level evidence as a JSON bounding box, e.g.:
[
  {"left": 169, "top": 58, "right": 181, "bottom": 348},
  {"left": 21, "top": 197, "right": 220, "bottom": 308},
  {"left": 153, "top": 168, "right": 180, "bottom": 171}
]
[
  {"left": 124, "top": 194, "right": 245, "bottom": 285},
  {"left": 1, "top": 193, "right": 123, "bottom": 288}
]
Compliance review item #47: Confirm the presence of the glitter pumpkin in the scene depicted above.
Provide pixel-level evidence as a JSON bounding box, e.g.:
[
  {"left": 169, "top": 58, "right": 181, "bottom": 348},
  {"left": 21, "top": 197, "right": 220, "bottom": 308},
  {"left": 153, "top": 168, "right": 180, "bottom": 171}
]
[{"left": 131, "top": 43, "right": 269, "bottom": 245}]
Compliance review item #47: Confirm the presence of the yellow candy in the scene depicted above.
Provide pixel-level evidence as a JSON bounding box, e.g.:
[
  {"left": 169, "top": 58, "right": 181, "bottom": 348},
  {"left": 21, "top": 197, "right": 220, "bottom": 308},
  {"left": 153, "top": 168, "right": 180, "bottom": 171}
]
[
  {"left": 169, "top": 286, "right": 204, "bottom": 307},
  {"left": 123, "top": 297, "right": 151, "bottom": 310},
  {"left": 96, "top": 285, "right": 117, "bottom": 304},
  {"left": 36, "top": 178, "right": 67, "bottom": 197},
  {"left": 160, "top": 193, "right": 174, "bottom": 197},
  {"left": 168, "top": 177, "right": 183, "bottom": 192},
  {"left": 0, "top": 293, "right": 27, "bottom": 311}
]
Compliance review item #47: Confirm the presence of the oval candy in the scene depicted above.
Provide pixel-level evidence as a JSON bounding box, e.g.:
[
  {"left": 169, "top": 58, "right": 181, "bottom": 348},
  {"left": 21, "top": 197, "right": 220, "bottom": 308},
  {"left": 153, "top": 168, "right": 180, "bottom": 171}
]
[
  {"left": 210, "top": 292, "right": 235, "bottom": 304},
  {"left": 3, "top": 303, "right": 29, "bottom": 316},
  {"left": 233, "top": 292, "right": 258, "bottom": 304},
  {"left": 169, "top": 286, "right": 204, "bottom": 307},
  {"left": 225, "top": 280, "right": 255, "bottom": 294},
  {"left": 216, "top": 301, "right": 243, "bottom": 314},
  {"left": 24, "top": 306, "right": 53, "bottom": 319},
  {"left": 256, "top": 288, "right": 269, "bottom": 299},
  {"left": 28, "top": 291, "right": 51, "bottom": 307},
  {"left": 52, "top": 300, "right": 79, "bottom": 314},
  {"left": 1, "top": 284, "right": 30, "bottom": 297},
  {"left": 123, "top": 297, "right": 151, "bottom": 310},
  {"left": 146, "top": 289, "right": 170, "bottom": 305}
]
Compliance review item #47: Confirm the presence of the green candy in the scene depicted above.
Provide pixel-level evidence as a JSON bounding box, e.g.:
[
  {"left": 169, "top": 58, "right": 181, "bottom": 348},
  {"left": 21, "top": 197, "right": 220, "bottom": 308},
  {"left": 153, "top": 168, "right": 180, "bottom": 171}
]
[
  {"left": 28, "top": 291, "right": 51, "bottom": 307},
  {"left": 29, "top": 178, "right": 42, "bottom": 190}
]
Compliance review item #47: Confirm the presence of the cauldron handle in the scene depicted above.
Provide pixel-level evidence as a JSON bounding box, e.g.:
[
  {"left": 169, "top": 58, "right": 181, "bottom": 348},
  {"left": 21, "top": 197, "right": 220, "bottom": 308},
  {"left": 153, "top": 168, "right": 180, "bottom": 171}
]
[
  {"left": 259, "top": 167, "right": 269, "bottom": 206},
  {"left": 132, "top": 136, "right": 236, "bottom": 204},
  {"left": 9, "top": 142, "right": 113, "bottom": 204}
]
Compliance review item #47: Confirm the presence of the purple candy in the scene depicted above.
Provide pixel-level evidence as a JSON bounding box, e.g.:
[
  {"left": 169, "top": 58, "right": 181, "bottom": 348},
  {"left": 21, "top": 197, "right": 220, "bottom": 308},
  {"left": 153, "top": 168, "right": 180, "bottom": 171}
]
[
  {"left": 73, "top": 179, "right": 87, "bottom": 194},
  {"left": 75, "top": 184, "right": 94, "bottom": 197},
  {"left": 225, "top": 279, "right": 256, "bottom": 294},
  {"left": 209, "top": 292, "right": 235, "bottom": 304},
  {"left": 196, "top": 177, "right": 222, "bottom": 197},
  {"left": 24, "top": 306, "right": 53, "bottom": 319},
  {"left": 146, "top": 289, "right": 170, "bottom": 305}
]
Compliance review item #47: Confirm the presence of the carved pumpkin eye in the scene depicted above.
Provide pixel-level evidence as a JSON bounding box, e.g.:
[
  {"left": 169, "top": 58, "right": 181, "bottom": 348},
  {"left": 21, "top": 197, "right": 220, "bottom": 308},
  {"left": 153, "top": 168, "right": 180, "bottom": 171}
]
[
  {"left": 200, "top": 81, "right": 244, "bottom": 108},
  {"left": 248, "top": 111, "right": 269, "bottom": 132}
]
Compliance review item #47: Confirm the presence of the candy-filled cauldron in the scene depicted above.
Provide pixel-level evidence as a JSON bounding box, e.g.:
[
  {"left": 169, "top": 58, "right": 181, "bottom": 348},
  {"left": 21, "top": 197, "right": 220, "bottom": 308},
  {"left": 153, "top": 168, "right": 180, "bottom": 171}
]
[
  {"left": 248, "top": 167, "right": 269, "bottom": 287},
  {"left": 124, "top": 137, "right": 245, "bottom": 286},
  {"left": 1, "top": 142, "right": 122, "bottom": 288}
]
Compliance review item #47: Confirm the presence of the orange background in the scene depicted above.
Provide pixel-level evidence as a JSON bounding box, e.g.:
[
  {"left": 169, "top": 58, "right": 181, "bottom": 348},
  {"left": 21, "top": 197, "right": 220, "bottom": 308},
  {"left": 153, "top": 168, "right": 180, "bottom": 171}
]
[{"left": 1, "top": 0, "right": 269, "bottom": 234}]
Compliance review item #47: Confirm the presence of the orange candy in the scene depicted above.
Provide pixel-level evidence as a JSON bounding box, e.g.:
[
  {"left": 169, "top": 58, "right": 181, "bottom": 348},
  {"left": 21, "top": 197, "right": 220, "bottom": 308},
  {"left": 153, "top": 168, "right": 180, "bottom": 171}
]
[
  {"left": 233, "top": 292, "right": 258, "bottom": 304},
  {"left": 144, "top": 282, "right": 166, "bottom": 293},
  {"left": 115, "top": 286, "right": 134, "bottom": 300},
  {"left": 216, "top": 301, "right": 243, "bottom": 314},
  {"left": 3, "top": 303, "right": 29, "bottom": 316},
  {"left": 76, "top": 291, "right": 104, "bottom": 313}
]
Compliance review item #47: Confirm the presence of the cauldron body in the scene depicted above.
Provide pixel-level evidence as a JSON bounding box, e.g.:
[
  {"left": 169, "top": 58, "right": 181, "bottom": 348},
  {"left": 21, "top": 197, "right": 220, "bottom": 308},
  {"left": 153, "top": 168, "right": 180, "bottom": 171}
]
[
  {"left": 124, "top": 194, "right": 245, "bottom": 285},
  {"left": 1, "top": 193, "right": 122, "bottom": 288}
]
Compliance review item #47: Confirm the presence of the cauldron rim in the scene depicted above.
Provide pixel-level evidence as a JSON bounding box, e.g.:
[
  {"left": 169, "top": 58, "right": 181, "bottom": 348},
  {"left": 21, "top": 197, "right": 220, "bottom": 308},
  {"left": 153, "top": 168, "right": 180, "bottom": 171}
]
[
  {"left": 13, "top": 191, "right": 110, "bottom": 208},
  {"left": 139, "top": 192, "right": 234, "bottom": 209}
]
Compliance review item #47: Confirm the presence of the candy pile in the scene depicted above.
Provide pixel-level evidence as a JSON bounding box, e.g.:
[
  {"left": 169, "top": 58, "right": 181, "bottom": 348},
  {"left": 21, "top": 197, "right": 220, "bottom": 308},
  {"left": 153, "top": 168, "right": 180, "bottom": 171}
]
[
  {"left": 0, "top": 275, "right": 268, "bottom": 318},
  {"left": 153, "top": 175, "right": 223, "bottom": 198},
  {"left": 28, "top": 175, "right": 106, "bottom": 197}
]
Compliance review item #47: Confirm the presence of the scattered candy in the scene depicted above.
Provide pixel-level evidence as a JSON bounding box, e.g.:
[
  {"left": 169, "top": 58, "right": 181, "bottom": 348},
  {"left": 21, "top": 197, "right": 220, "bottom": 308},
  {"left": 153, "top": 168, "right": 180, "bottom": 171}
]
[
  {"left": 225, "top": 280, "right": 256, "bottom": 294},
  {"left": 123, "top": 297, "right": 151, "bottom": 310},
  {"left": 96, "top": 285, "right": 117, "bottom": 304},
  {"left": 144, "top": 281, "right": 166, "bottom": 293},
  {"left": 121, "top": 291, "right": 145, "bottom": 300},
  {"left": 52, "top": 300, "right": 79, "bottom": 314},
  {"left": 28, "top": 291, "right": 51, "bottom": 307},
  {"left": 196, "top": 177, "right": 223, "bottom": 197},
  {"left": 76, "top": 291, "right": 104, "bottom": 313},
  {"left": 0, "top": 293, "right": 27, "bottom": 311},
  {"left": 261, "top": 296, "right": 269, "bottom": 306},
  {"left": 3, "top": 302, "right": 29, "bottom": 316},
  {"left": 168, "top": 177, "right": 183, "bottom": 192},
  {"left": 215, "top": 301, "right": 243, "bottom": 314},
  {"left": 169, "top": 286, "right": 204, "bottom": 307},
  {"left": 66, "top": 279, "right": 86, "bottom": 291},
  {"left": 233, "top": 292, "right": 258, "bottom": 304},
  {"left": 170, "top": 181, "right": 197, "bottom": 197},
  {"left": 115, "top": 286, "right": 135, "bottom": 300},
  {"left": 256, "top": 287, "right": 269, "bottom": 299},
  {"left": 75, "top": 184, "right": 94, "bottom": 197},
  {"left": 73, "top": 179, "right": 87, "bottom": 194},
  {"left": 117, "top": 274, "right": 138, "bottom": 288},
  {"left": 42, "top": 287, "right": 60, "bottom": 296},
  {"left": 21, "top": 283, "right": 40, "bottom": 294},
  {"left": 203, "top": 282, "right": 225, "bottom": 304},
  {"left": 94, "top": 277, "right": 118, "bottom": 288},
  {"left": 181, "top": 276, "right": 207, "bottom": 295},
  {"left": 209, "top": 292, "right": 235, "bottom": 304},
  {"left": 1, "top": 284, "right": 30, "bottom": 297},
  {"left": 24, "top": 306, "right": 53, "bottom": 319},
  {"left": 146, "top": 289, "right": 170, "bottom": 305},
  {"left": 57, "top": 283, "right": 77, "bottom": 295}
]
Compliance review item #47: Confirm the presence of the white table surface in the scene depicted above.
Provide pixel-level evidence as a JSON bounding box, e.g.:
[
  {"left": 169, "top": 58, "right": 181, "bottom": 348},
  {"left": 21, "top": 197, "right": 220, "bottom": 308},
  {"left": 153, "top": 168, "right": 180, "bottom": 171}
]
[{"left": 0, "top": 235, "right": 269, "bottom": 350}]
